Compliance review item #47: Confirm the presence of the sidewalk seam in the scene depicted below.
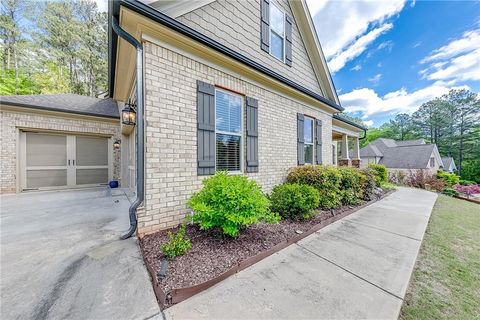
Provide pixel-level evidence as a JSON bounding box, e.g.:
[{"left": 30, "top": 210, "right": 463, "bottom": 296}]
[
  {"left": 342, "top": 220, "right": 423, "bottom": 242},
  {"left": 295, "top": 243, "right": 405, "bottom": 301}
]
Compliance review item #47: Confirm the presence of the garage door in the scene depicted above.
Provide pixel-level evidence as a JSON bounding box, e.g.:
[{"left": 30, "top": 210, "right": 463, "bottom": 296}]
[{"left": 21, "top": 132, "right": 111, "bottom": 191}]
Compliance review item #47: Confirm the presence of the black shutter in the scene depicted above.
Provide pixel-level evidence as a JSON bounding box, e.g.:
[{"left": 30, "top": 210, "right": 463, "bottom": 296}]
[
  {"left": 197, "top": 80, "right": 215, "bottom": 175},
  {"left": 285, "top": 15, "right": 293, "bottom": 66},
  {"left": 246, "top": 97, "right": 259, "bottom": 173},
  {"left": 260, "top": 0, "right": 270, "bottom": 52},
  {"left": 297, "top": 113, "right": 304, "bottom": 165},
  {"left": 315, "top": 119, "right": 323, "bottom": 164}
]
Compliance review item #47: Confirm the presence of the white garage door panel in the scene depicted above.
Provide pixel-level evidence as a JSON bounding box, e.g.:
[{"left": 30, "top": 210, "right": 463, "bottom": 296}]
[
  {"left": 26, "top": 134, "right": 67, "bottom": 166},
  {"left": 76, "top": 168, "right": 109, "bottom": 185},
  {"left": 22, "top": 132, "right": 111, "bottom": 191},
  {"left": 26, "top": 170, "right": 67, "bottom": 188},
  {"left": 76, "top": 137, "right": 108, "bottom": 166}
]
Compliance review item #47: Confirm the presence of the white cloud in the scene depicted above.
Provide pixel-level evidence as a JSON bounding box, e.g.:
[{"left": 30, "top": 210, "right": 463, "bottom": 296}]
[
  {"left": 328, "top": 23, "right": 393, "bottom": 73},
  {"left": 339, "top": 84, "right": 470, "bottom": 119},
  {"left": 368, "top": 73, "right": 382, "bottom": 84},
  {"left": 420, "top": 29, "right": 480, "bottom": 83},
  {"left": 351, "top": 64, "right": 362, "bottom": 71},
  {"left": 308, "top": 0, "right": 406, "bottom": 72},
  {"left": 364, "top": 120, "right": 374, "bottom": 127}
]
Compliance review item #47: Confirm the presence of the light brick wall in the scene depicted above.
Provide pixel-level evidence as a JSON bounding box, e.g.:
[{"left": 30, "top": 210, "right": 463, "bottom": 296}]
[
  {"left": 140, "top": 41, "right": 333, "bottom": 235},
  {"left": 0, "top": 109, "right": 121, "bottom": 193},
  {"left": 177, "top": 0, "right": 323, "bottom": 95}
]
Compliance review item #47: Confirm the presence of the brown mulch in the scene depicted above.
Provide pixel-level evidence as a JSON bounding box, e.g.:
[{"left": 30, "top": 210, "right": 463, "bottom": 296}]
[{"left": 139, "top": 191, "right": 393, "bottom": 295}]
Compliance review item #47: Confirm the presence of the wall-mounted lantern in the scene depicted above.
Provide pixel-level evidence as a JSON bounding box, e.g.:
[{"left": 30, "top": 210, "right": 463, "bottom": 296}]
[
  {"left": 122, "top": 100, "right": 137, "bottom": 126},
  {"left": 113, "top": 139, "right": 121, "bottom": 150}
]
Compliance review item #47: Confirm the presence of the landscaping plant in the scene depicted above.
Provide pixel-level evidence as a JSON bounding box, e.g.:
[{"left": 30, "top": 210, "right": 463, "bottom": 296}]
[
  {"left": 436, "top": 170, "right": 460, "bottom": 187},
  {"left": 455, "top": 184, "right": 480, "bottom": 198},
  {"left": 161, "top": 224, "right": 191, "bottom": 259},
  {"left": 368, "top": 163, "right": 388, "bottom": 185},
  {"left": 338, "top": 167, "right": 366, "bottom": 205},
  {"left": 187, "top": 171, "right": 278, "bottom": 237},
  {"left": 361, "top": 168, "right": 378, "bottom": 201},
  {"left": 441, "top": 188, "right": 459, "bottom": 197},
  {"left": 286, "top": 165, "right": 342, "bottom": 209},
  {"left": 269, "top": 183, "right": 320, "bottom": 219}
]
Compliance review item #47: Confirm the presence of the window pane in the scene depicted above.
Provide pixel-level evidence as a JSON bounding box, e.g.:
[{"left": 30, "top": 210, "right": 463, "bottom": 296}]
[
  {"left": 216, "top": 91, "right": 242, "bottom": 133},
  {"left": 304, "top": 118, "right": 313, "bottom": 143},
  {"left": 216, "top": 134, "right": 241, "bottom": 171},
  {"left": 304, "top": 145, "right": 313, "bottom": 164},
  {"left": 270, "top": 4, "right": 284, "bottom": 35},
  {"left": 270, "top": 32, "right": 284, "bottom": 60}
]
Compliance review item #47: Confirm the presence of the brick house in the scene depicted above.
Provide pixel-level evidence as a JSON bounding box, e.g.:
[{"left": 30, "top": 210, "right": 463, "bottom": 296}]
[{"left": 0, "top": 0, "right": 365, "bottom": 237}]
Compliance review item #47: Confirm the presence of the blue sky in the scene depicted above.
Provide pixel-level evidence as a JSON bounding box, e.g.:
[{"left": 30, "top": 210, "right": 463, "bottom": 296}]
[{"left": 307, "top": 0, "right": 480, "bottom": 127}]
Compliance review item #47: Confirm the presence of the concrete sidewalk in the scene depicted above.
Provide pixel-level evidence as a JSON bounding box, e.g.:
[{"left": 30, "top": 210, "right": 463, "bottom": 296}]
[{"left": 164, "top": 187, "right": 438, "bottom": 320}]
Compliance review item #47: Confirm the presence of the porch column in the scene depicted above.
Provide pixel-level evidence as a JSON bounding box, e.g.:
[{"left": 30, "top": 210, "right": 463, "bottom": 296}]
[
  {"left": 351, "top": 136, "right": 360, "bottom": 168},
  {"left": 339, "top": 134, "right": 350, "bottom": 166}
]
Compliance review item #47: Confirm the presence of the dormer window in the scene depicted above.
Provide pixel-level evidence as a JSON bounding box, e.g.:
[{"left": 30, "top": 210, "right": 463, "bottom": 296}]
[{"left": 270, "top": 4, "right": 285, "bottom": 61}]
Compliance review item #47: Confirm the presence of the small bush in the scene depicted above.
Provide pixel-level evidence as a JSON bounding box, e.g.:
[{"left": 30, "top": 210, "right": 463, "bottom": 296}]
[
  {"left": 269, "top": 183, "right": 320, "bottom": 219},
  {"left": 188, "top": 171, "right": 278, "bottom": 237},
  {"left": 162, "top": 224, "right": 191, "bottom": 259},
  {"left": 455, "top": 184, "right": 480, "bottom": 197},
  {"left": 459, "top": 179, "right": 475, "bottom": 186},
  {"left": 441, "top": 188, "right": 459, "bottom": 197},
  {"left": 286, "top": 165, "right": 342, "bottom": 209},
  {"left": 388, "top": 170, "right": 406, "bottom": 185},
  {"left": 361, "top": 168, "right": 378, "bottom": 201},
  {"left": 405, "top": 170, "right": 445, "bottom": 192},
  {"left": 338, "top": 167, "right": 365, "bottom": 205},
  {"left": 436, "top": 170, "right": 460, "bottom": 187},
  {"left": 368, "top": 164, "right": 388, "bottom": 185}
]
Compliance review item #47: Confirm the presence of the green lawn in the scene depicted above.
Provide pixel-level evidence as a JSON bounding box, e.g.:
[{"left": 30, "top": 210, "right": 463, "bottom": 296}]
[{"left": 400, "top": 195, "right": 480, "bottom": 320}]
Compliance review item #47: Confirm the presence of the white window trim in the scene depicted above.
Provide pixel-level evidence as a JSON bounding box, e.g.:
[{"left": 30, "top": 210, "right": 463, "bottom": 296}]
[
  {"left": 304, "top": 116, "right": 314, "bottom": 164},
  {"left": 214, "top": 88, "right": 244, "bottom": 174},
  {"left": 269, "top": 2, "right": 286, "bottom": 62}
]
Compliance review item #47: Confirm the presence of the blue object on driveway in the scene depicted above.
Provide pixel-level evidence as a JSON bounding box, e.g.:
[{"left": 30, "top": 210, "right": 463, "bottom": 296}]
[{"left": 109, "top": 181, "right": 119, "bottom": 188}]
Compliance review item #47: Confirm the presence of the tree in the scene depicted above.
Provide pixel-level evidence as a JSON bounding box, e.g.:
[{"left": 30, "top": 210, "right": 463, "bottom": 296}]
[{"left": 389, "top": 113, "right": 415, "bottom": 140}]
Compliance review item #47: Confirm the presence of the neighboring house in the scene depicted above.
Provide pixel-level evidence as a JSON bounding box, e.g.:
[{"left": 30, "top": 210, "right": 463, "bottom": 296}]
[
  {"left": 0, "top": 0, "right": 365, "bottom": 237},
  {"left": 441, "top": 157, "right": 457, "bottom": 173},
  {"left": 360, "top": 138, "right": 444, "bottom": 173}
]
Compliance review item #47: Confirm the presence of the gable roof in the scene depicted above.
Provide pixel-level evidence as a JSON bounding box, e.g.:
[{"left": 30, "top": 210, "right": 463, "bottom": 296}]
[
  {"left": 441, "top": 157, "right": 456, "bottom": 170},
  {"left": 0, "top": 94, "right": 119, "bottom": 119},
  {"left": 360, "top": 144, "right": 383, "bottom": 157},
  {"left": 379, "top": 144, "right": 436, "bottom": 169},
  {"left": 361, "top": 138, "right": 443, "bottom": 169},
  {"left": 108, "top": 0, "right": 343, "bottom": 112}
]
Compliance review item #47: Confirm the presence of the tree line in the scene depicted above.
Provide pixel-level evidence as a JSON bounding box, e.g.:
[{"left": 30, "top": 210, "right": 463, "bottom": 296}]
[
  {"left": 361, "top": 89, "right": 480, "bottom": 182},
  {"left": 0, "top": 0, "right": 107, "bottom": 96}
]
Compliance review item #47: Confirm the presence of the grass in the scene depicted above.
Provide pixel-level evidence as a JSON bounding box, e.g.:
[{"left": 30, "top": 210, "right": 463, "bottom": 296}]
[
  {"left": 400, "top": 195, "right": 480, "bottom": 320},
  {"left": 380, "top": 182, "right": 397, "bottom": 190}
]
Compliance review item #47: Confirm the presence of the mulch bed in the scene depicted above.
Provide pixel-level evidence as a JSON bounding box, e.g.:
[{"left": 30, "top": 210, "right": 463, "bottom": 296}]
[{"left": 140, "top": 189, "right": 394, "bottom": 307}]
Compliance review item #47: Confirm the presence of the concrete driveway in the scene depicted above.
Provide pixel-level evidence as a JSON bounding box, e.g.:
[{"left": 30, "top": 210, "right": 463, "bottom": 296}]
[
  {"left": 0, "top": 188, "right": 160, "bottom": 320},
  {"left": 165, "top": 187, "right": 438, "bottom": 320}
]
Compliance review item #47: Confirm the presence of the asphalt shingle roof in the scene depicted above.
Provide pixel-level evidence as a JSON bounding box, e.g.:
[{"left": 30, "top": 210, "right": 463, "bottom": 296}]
[
  {"left": 361, "top": 138, "right": 439, "bottom": 169},
  {"left": 0, "top": 94, "right": 119, "bottom": 119},
  {"left": 379, "top": 144, "right": 435, "bottom": 169}
]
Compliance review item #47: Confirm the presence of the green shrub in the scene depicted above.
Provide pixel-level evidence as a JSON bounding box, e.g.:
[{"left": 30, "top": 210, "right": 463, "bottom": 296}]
[
  {"left": 269, "top": 183, "right": 320, "bottom": 219},
  {"left": 286, "top": 165, "right": 342, "bottom": 209},
  {"left": 187, "top": 171, "right": 278, "bottom": 237},
  {"left": 162, "top": 224, "right": 191, "bottom": 259},
  {"left": 436, "top": 170, "right": 460, "bottom": 187},
  {"left": 459, "top": 179, "right": 475, "bottom": 186},
  {"left": 441, "top": 188, "right": 459, "bottom": 197},
  {"left": 368, "top": 163, "right": 388, "bottom": 185},
  {"left": 338, "top": 167, "right": 366, "bottom": 205},
  {"left": 361, "top": 168, "right": 378, "bottom": 201}
]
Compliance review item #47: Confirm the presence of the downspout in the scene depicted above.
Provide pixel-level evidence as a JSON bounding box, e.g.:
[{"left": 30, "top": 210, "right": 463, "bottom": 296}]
[
  {"left": 112, "top": 17, "right": 144, "bottom": 240},
  {"left": 359, "top": 128, "right": 367, "bottom": 140}
]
